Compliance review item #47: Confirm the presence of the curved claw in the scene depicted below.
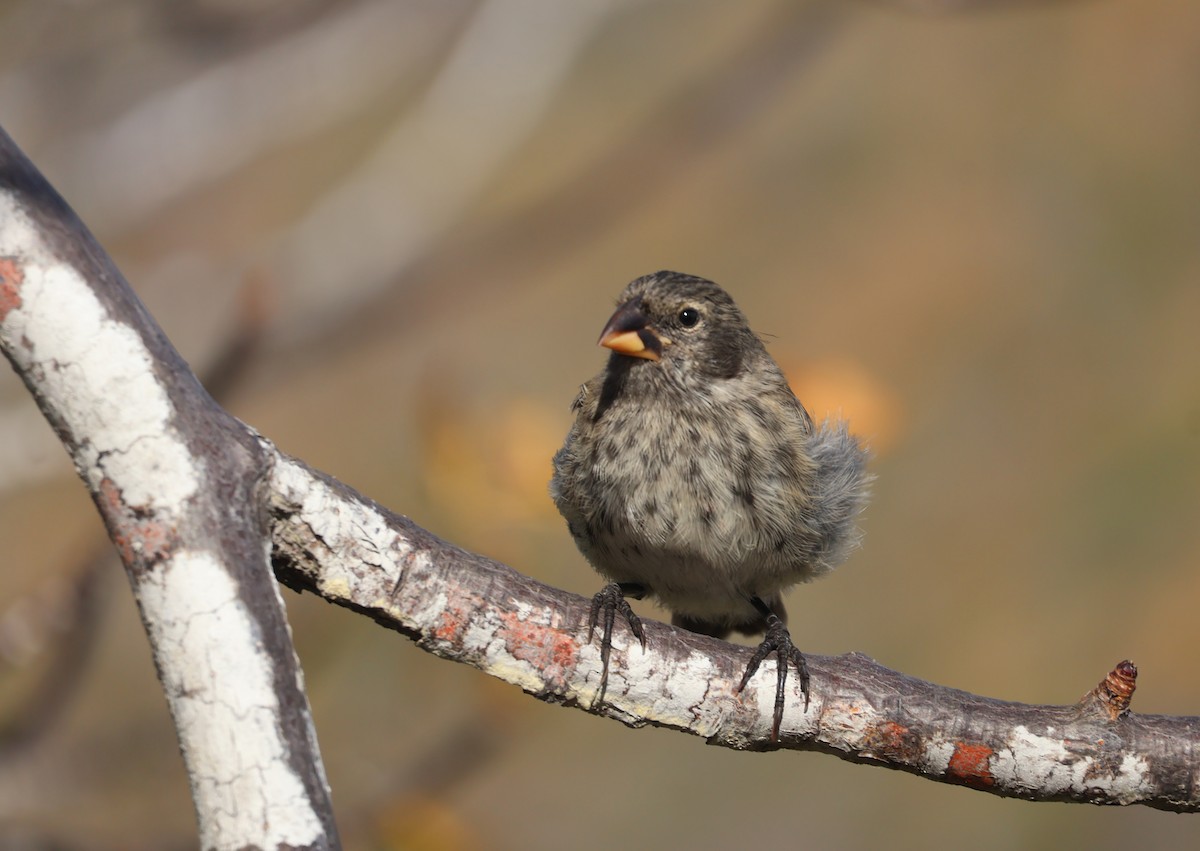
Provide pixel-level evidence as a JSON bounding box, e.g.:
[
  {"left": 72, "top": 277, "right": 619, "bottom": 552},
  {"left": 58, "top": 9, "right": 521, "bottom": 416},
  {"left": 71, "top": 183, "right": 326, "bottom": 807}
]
[
  {"left": 587, "top": 583, "right": 646, "bottom": 708},
  {"left": 737, "top": 614, "right": 810, "bottom": 743}
]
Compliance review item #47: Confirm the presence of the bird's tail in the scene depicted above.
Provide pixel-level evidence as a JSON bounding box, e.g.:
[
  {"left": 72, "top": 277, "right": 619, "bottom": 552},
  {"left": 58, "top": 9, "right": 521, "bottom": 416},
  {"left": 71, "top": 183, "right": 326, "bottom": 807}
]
[{"left": 809, "top": 419, "right": 873, "bottom": 572}]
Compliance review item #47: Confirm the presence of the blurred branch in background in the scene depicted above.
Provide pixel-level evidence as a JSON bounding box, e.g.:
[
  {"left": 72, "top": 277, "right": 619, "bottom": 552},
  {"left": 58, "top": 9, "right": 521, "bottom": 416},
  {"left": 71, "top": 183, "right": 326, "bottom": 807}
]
[
  {"left": 0, "top": 0, "right": 846, "bottom": 492},
  {"left": 269, "top": 0, "right": 638, "bottom": 341},
  {"left": 0, "top": 0, "right": 641, "bottom": 490},
  {"left": 0, "top": 553, "right": 107, "bottom": 761},
  {"left": 865, "top": 0, "right": 1091, "bottom": 11},
  {"left": 336, "top": 1, "right": 846, "bottom": 356},
  {"left": 36, "top": 2, "right": 454, "bottom": 236}
]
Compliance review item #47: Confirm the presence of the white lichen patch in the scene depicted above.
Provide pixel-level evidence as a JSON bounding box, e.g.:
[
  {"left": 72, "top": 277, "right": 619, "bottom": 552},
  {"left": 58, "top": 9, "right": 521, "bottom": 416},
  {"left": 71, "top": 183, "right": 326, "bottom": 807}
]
[
  {"left": 921, "top": 737, "right": 956, "bottom": 775},
  {"left": 1114, "top": 754, "right": 1157, "bottom": 804},
  {"left": 621, "top": 644, "right": 718, "bottom": 732},
  {"left": 0, "top": 193, "right": 197, "bottom": 511},
  {"left": 271, "top": 454, "right": 413, "bottom": 605},
  {"left": 139, "top": 550, "right": 323, "bottom": 849},
  {"left": 992, "top": 725, "right": 1153, "bottom": 801},
  {"left": 821, "top": 696, "right": 879, "bottom": 746},
  {"left": 461, "top": 608, "right": 504, "bottom": 652}
]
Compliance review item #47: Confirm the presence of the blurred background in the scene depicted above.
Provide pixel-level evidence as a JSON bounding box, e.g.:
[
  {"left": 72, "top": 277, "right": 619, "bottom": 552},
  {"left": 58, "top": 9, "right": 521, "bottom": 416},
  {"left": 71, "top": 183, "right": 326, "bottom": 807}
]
[{"left": 1, "top": 0, "right": 1198, "bottom": 848}]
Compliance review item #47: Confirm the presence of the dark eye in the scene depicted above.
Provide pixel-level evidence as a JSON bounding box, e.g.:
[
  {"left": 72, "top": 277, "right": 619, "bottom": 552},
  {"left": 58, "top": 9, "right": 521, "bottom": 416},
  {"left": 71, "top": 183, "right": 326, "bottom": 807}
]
[{"left": 678, "top": 307, "right": 700, "bottom": 328}]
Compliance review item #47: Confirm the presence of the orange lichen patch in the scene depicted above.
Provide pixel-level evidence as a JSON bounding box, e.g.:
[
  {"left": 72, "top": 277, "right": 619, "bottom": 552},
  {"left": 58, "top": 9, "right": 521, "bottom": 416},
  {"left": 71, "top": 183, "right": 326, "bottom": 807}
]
[
  {"left": 97, "top": 478, "right": 176, "bottom": 566},
  {"left": 434, "top": 606, "right": 470, "bottom": 645},
  {"left": 121, "top": 519, "right": 175, "bottom": 565},
  {"left": 97, "top": 477, "right": 119, "bottom": 507},
  {"left": 497, "top": 610, "right": 579, "bottom": 686},
  {"left": 0, "top": 257, "right": 24, "bottom": 321},
  {"left": 947, "top": 741, "right": 995, "bottom": 787},
  {"left": 862, "top": 720, "right": 922, "bottom": 763}
]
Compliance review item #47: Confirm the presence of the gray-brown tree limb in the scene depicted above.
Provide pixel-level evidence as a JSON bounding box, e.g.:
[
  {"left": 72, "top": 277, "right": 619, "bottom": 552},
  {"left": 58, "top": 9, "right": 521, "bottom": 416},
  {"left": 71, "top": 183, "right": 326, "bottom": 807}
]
[
  {"left": 266, "top": 457, "right": 1200, "bottom": 812},
  {"left": 1, "top": 127, "right": 340, "bottom": 850},
  {"left": 2, "top": 122, "right": 1198, "bottom": 851}
]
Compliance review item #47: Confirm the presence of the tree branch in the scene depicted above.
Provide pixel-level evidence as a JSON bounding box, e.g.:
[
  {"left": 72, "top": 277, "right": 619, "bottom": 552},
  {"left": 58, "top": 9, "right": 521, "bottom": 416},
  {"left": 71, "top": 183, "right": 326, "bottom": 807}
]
[
  {"left": 0, "top": 126, "right": 339, "bottom": 850},
  {"left": 265, "top": 452, "right": 1200, "bottom": 812},
  {"left": 2, "top": 120, "right": 1198, "bottom": 841}
]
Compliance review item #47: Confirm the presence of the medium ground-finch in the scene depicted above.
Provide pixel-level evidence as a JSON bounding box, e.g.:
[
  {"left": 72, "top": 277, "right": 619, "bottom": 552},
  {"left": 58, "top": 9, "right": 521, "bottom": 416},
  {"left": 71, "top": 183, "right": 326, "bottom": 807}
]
[{"left": 551, "top": 271, "right": 870, "bottom": 739}]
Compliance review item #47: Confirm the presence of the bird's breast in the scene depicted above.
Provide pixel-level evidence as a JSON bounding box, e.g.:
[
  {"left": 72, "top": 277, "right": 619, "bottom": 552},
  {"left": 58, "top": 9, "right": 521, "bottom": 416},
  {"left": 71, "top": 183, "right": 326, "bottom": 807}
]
[{"left": 560, "top": 392, "right": 820, "bottom": 593}]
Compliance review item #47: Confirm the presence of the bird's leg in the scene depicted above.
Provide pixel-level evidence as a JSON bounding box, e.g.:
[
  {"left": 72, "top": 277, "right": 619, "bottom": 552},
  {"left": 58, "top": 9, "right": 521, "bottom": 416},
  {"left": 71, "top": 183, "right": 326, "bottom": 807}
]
[
  {"left": 737, "top": 595, "right": 810, "bottom": 743},
  {"left": 588, "top": 582, "right": 647, "bottom": 708}
]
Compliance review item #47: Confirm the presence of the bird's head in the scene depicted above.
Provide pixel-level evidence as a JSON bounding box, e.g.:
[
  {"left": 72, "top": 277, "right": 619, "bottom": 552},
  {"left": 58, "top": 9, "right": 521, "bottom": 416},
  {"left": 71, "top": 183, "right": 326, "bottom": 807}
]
[{"left": 598, "top": 271, "right": 762, "bottom": 381}]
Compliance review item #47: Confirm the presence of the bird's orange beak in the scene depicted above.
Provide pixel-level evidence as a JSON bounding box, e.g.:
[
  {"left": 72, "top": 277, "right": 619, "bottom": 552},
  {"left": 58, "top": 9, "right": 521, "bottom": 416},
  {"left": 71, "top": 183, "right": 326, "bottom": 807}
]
[{"left": 598, "top": 299, "right": 669, "bottom": 361}]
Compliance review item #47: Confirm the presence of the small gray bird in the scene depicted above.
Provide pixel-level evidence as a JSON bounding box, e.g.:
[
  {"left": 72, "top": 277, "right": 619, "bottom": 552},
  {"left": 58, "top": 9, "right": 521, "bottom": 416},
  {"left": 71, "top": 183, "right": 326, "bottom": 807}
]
[{"left": 551, "top": 271, "right": 870, "bottom": 740}]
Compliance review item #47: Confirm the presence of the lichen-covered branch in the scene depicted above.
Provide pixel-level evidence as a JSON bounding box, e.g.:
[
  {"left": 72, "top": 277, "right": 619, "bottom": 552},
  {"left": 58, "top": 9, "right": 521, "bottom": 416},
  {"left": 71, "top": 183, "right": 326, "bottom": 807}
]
[
  {"left": 0, "top": 126, "right": 340, "bottom": 851},
  {"left": 265, "top": 453, "right": 1200, "bottom": 812}
]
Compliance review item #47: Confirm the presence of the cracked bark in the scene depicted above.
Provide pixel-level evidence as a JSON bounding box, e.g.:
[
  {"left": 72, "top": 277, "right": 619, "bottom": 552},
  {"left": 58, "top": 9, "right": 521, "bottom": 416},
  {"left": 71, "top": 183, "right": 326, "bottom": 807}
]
[
  {"left": 1, "top": 127, "right": 339, "bottom": 850},
  {"left": 2, "top": 119, "right": 1200, "bottom": 842},
  {"left": 264, "top": 454, "right": 1200, "bottom": 811}
]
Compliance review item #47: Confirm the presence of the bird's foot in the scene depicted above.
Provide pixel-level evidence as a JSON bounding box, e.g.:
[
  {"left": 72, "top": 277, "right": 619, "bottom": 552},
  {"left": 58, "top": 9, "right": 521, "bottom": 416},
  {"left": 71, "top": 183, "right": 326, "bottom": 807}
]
[
  {"left": 736, "top": 614, "right": 810, "bottom": 743},
  {"left": 588, "top": 582, "right": 647, "bottom": 707}
]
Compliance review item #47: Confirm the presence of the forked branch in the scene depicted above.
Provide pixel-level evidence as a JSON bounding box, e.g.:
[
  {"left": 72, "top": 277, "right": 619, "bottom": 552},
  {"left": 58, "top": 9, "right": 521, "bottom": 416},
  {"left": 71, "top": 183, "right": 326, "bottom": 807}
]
[{"left": 2, "top": 125, "right": 1197, "bottom": 851}]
